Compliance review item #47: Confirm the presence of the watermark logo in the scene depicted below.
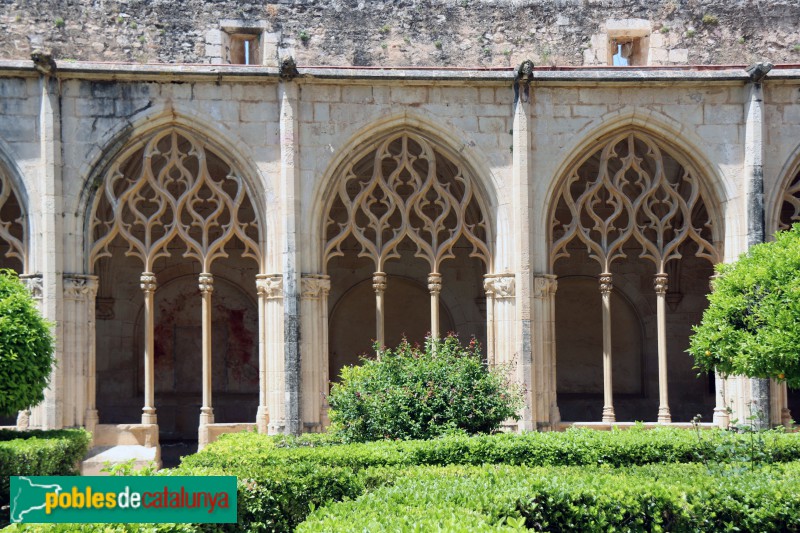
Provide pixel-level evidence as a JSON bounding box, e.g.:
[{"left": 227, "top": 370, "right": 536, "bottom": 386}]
[{"left": 10, "top": 476, "right": 237, "bottom": 523}]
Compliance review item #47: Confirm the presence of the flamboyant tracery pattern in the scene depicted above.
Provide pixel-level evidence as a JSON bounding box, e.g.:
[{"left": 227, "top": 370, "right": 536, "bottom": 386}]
[
  {"left": 779, "top": 169, "right": 800, "bottom": 230},
  {"left": 0, "top": 169, "right": 26, "bottom": 272},
  {"left": 323, "top": 132, "right": 491, "bottom": 344},
  {"left": 550, "top": 131, "right": 720, "bottom": 423},
  {"left": 89, "top": 128, "right": 263, "bottom": 445}
]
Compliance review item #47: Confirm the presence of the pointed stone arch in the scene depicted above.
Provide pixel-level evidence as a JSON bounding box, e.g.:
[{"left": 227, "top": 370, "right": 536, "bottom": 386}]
[
  {"left": 85, "top": 123, "right": 268, "bottom": 450},
  {"left": 0, "top": 147, "right": 29, "bottom": 274},
  {"left": 548, "top": 127, "right": 723, "bottom": 424},
  {"left": 322, "top": 128, "right": 494, "bottom": 346}
]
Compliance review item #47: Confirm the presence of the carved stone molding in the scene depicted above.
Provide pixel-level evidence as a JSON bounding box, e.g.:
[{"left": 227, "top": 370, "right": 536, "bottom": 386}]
[
  {"left": 598, "top": 273, "right": 613, "bottom": 295},
  {"left": 533, "top": 274, "right": 558, "bottom": 299},
  {"left": 63, "top": 274, "right": 99, "bottom": 300},
  {"left": 301, "top": 274, "right": 331, "bottom": 299},
  {"left": 427, "top": 273, "right": 442, "bottom": 295},
  {"left": 0, "top": 172, "right": 26, "bottom": 272},
  {"left": 198, "top": 273, "right": 214, "bottom": 294},
  {"left": 140, "top": 272, "right": 157, "bottom": 293},
  {"left": 484, "top": 274, "right": 515, "bottom": 299},
  {"left": 653, "top": 273, "right": 669, "bottom": 296},
  {"left": 19, "top": 273, "right": 42, "bottom": 300},
  {"left": 372, "top": 272, "right": 387, "bottom": 293},
  {"left": 256, "top": 274, "right": 283, "bottom": 300}
]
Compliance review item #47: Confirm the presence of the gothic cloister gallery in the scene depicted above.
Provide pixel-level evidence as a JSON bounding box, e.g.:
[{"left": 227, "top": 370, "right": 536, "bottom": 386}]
[{"left": 2, "top": 56, "right": 800, "bottom": 464}]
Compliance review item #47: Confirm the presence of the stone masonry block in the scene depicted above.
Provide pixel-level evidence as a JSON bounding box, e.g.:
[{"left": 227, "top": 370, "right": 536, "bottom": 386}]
[
  {"left": 390, "top": 86, "right": 428, "bottom": 104},
  {"left": 341, "top": 86, "right": 374, "bottom": 104},
  {"left": 703, "top": 104, "right": 743, "bottom": 125}
]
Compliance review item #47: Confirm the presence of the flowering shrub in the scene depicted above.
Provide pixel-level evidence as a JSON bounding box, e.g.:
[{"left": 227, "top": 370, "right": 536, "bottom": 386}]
[{"left": 327, "top": 334, "right": 522, "bottom": 442}]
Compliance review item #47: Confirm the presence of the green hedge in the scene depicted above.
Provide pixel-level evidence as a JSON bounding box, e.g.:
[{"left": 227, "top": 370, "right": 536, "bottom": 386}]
[
  {"left": 0, "top": 429, "right": 91, "bottom": 526},
  {"left": 299, "top": 462, "right": 800, "bottom": 532},
  {"left": 183, "top": 426, "right": 800, "bottom": 472}
]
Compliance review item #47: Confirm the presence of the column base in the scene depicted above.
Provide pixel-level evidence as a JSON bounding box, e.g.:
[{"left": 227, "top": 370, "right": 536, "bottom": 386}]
[
  {"left": 84, "top": 409, "right": 99, "bottom": 440},
  {"left": 256, "top": 405, "right": 269, "bottom": 434},
  {"left": 657, "top": 407, "right": 671, "bottom": 424},
  {"left": 781, "top": 408, "right": 792, "bottom": 427},
  {"left": 198, "top": 408, "right": 215, "bottom": 450},
  {"left": 16, "top": 410, "right": 30, "bottom": 430},
  {"left": 601, "top": 406, "right": 615, "bottom": 423},
  {"left": 141, "top": 408, "right": 157, "bottom": 425},
  {"left": 713, "top": 407, "right": 730, "bottom": 428}
]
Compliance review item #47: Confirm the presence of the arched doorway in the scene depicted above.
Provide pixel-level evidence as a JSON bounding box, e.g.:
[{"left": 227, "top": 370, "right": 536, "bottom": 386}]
[
  {"left": 549, "top": 130, "right": 722, "bottom": 423},
  {"left": 88, "top": 127, "right": 265, "bottom": 449},
  {"left": 323, "top": 130, "right": 491, "bottom": 382}
]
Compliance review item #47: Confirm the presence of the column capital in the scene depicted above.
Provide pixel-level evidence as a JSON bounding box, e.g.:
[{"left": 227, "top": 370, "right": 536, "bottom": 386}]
[
  {"left": 140, "top": 272, "right": 157, "bottom": 293},
  {"left": 533, "top": 274, "right": 558, "bottom": 299},
  {"left": 63, "top": 274, "right": 99, "bottom": 300},
  {"left": 301, "top": 274, "right": 331, "bottom": 299},
  {"left": 19, "top": 273, "right": 43, "bottom": 300},
  {"left": 372, "top": 271, "right": 387, "bottom": 293},
  {"left": 199, "top": 272, "right": 214, "bottom": 294},
  {"left": 654, "top": 273, "right": 668, "bottom": 295},
  {"left": 484, "top": 273, "right": 515, "bottom": 299},
  {"left": 598, "top": 273, "right": 613, "bottom": 295},
  {"left": 427, "top": 272, "right": 442, "bottom": 295},
  {"left": 256, "top": 274, "right": 283, "bottom": 299}
]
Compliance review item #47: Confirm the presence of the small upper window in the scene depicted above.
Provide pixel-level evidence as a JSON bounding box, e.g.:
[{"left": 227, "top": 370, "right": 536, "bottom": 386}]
[
  {"left": 229, "top": 33, "right": 260, "bottom": 65},
  {"left": 605, "top": 19, "right": 650, "bottom": 66},
  {"left": 612, "top": 40, "right": 634, "bottom": 66}
]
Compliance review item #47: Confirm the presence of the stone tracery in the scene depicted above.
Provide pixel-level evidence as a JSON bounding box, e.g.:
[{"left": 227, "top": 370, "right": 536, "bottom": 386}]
[
  {"left": 0, "top": 168, "right": 26, "bottom": 272},
  {"left": 550, "top": 130, "right": 721, "bottom": 423},
  {"left": 323, "top": 131, "right": 491, "bottom": 343}
]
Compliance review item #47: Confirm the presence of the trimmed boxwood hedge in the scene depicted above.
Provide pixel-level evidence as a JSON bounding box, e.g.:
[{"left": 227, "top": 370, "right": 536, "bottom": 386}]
[
  {"left": 0, "top": 429, "right": 90, "bottom": 526},
  {"left": 299, "top": 462, "right": 800, "bottom": 532},
  {"left": 8, "top": 428, "right": 800, "bottom": 532}
]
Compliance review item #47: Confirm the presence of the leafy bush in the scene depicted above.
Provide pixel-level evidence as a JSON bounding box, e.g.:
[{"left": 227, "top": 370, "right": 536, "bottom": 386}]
[
  {"left": 0, "top": 429, "right": 90, "bottom": 526},
  {"left": 299, "top": 462, "right": 800, "bottom": 532},
  {"left": 0, "top": 269, "right": 56, "bottom": 416},
  {"left": 690, "top": 224, "right": 800, "bottom": 387},
  {"left": 327, "top": 334, "right": 522, "bottom": 442}
]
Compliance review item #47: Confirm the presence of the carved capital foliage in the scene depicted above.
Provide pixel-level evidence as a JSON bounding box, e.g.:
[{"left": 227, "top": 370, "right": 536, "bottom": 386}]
[
  {"left": 198, "top": 273, "right": 214, "bottom": 294},
  {"left": 654, "top": 273, "right": 669, "bottom": 295},
  {"left": 140, "top": 272, "right": 157, "bottom": 293},
  {"left": 301, "top": 274, "right": 331, "bottom": 299},
  {"left": 427, "top": 273, "right": 442, "bottom": 295},
  {"left": 256, "top": 274, "right": 283, "bottom": 300},
  {"left": 372, "top": 272, "right": 387, "bottom": 293},
  {"left": 598, "top": 273, "right": 613, "bottom": 295},
  {"left": 63, "top": 274, "right": 99, "bottom": 300},
  {"left": 19, "top": 273, "right": 42, "bottom": 300},
  {"left": 484, "top": 274, "right": 515, "bottom": 299},
  {"left": 533, "top": 275, "right": 558, "bottom": 299}
]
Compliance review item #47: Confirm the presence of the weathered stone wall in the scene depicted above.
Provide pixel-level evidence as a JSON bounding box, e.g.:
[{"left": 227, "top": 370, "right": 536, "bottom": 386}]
[{"left": 1, "top": 0, "right": 799, "bottom": 67}]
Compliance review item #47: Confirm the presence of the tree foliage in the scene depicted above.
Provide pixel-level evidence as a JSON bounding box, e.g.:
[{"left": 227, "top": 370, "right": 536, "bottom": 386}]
[
  {"left": 689, "top": 224, "right": 800, "bottom": 388},
  {"left": 327, "top": 334, "right": 522, "bottom": 442},
  {"left": 0, "top": 269, "right": 55, "bottom": 416}
]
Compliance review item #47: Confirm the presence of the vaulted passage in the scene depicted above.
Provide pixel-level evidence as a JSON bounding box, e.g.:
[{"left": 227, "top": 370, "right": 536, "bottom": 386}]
[
  {"left": 550, "top": 130, "right": 721, "bottom": 423},
  {"left": 323, "top": 131, "right": 491, "bottom": 381},
  {"left": 89, "top": 128, "right": 265, "bottom": 445}
]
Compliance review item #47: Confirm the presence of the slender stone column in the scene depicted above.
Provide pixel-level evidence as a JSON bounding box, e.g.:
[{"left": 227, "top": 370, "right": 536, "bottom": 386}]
[
  {"left": 373, "top": 272, "right": 387, "bottom": 351},
  {"left": 599, "top": 273, "right": 615, "bottom": 423},
  {"left": 713, "top": 371, "right": 730, "bottom": 427},
  {"left": 84, "top": 276, "right": 99, "bottom": 436},
  {"left": 140, "top": 273, "right": 157, "bottom": 425},
  {"left": 262, "top": 274, "right": 285, "bottom": 434},
  {"left": 300, "top": 274, "right": 331, "bottom": 431},
  {"left": 654, "top": 273, "right": 671, "bottom": 424},
  {"left": 534, "top": 275, "right": 560, "bottom": 427},
  {"left": 198, "top": 273, "right": 214, "bottom": 448},
  {"left": 428, "top": 273, "right": 442, "bottom": 339},
  {"left": 255, "top": 275, "right": 270, "bottom": 434}
]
